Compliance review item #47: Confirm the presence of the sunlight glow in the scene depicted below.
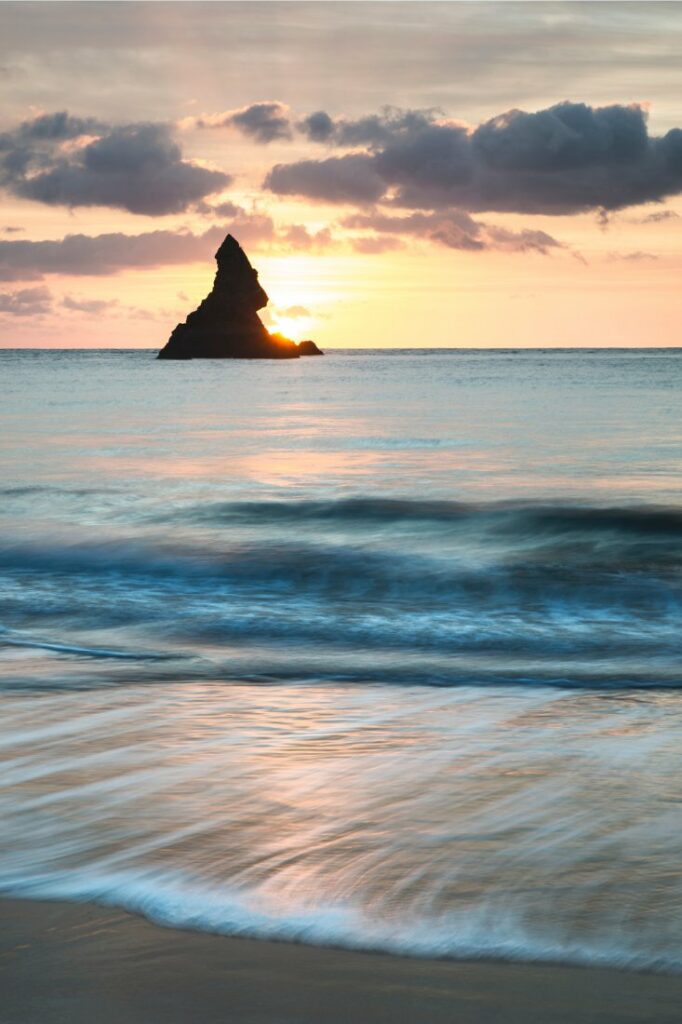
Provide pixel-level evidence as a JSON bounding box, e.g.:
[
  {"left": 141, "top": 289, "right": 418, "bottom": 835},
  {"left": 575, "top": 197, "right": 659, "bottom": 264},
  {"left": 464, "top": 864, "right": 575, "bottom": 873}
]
[{"left": 270, "top": 314, "right": 312, "bottom": 342}]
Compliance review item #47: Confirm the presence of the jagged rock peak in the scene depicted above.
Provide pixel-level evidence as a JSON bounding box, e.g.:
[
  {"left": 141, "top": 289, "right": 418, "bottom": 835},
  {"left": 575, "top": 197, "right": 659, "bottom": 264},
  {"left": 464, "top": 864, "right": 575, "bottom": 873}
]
[
  {"left": 215, "top": 233, "right": 250, "bottom": 266},
  {"left": 212, "top": 234, "right": 268, "bottom": 311},
  {"left": 157, "top": 234, "right": 323, "bottom": 360}
]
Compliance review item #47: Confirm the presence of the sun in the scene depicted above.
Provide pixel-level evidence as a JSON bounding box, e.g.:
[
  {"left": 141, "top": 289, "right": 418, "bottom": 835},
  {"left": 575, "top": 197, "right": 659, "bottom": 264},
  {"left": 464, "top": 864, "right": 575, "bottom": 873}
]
[
  {"left": 270, "top": 317, "right": 303, "bottom": 341},
  {"left": 269, "top": 309, "right": 314, "bottom": 342}
]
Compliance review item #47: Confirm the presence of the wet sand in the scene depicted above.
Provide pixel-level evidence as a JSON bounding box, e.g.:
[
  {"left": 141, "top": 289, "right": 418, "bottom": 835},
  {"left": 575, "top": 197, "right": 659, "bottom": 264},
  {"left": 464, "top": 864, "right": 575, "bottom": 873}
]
[{"left": 2, "top": 898, "right": 682, "bottom": 1023}]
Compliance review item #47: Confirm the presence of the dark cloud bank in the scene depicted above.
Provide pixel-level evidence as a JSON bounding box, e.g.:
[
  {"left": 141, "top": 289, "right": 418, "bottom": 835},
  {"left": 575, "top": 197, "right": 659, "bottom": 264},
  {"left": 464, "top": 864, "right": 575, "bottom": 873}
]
[
  {"left": 4, "top": 102, "right": 682, "bottom": 224},
  {"left": 0, "top": 112, "right": 229, "bottom": 215},
  {"left": 265, "top": 101, "right": 682, "bottom": 216}
]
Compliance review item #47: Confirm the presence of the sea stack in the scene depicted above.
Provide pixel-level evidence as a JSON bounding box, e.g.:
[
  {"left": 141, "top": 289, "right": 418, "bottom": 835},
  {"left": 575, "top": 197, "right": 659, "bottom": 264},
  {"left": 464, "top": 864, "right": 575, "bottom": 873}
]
[{"left": 157, "top": 234, "right": 323, "bottom": 360}]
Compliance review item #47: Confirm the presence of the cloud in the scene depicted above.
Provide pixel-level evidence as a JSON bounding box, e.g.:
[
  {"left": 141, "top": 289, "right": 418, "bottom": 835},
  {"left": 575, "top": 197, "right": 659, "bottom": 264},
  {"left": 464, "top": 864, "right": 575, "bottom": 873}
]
[
  {"left": 0, "top": 266, "right": 43, "bottom": 282},
  {"left": 62, "top": 295, "right": 116, "bottom": 313},
  {"left": 298, "top": 111, "right": 335, "bottom": 143},
  {"left": 61, "top": 294, "right": 155, "bottom": 319},
  {"left": 192, "top": 104, "right": 433, "bottom": 148},
  {"left": 0, "top": 112, "right": 231, "bottom": 215},
  {"left": 1, "top": 111, "right": 105, "bottom": 143},
  {"left": 344, "top": 210, "right": 482, "bottom": 250},
  {"left": 2, "top": 2, "right": 682, "bottom": 131},
  {"left": 482, "top": 224, "right": 564, "bottom": 254},
  {"left": 1, "top": 226, "right": 23, "bottom": 234},
  {"left": 0, "top": 285, "right": 52, "bottom": 316},
  {"left": 472, "top": 102, "right": 648, "bottom": 173},
  {"left": 192, "top": 102, "right": 292, "bottom": 143},
  {"left": 343, "top": 209, "right": 563, "bottom": 254},
  {"left": 279, "top": 223, "right": 334, "bottom": 250},
  {"left": 266, "top": 153, "right": 385, "bottom": 204},
  {"left": 264, "top": 303, "right": 320, "bottom": 329},
  {"left": 298, "top": 106, "right": 437, "bottom": 148},
  {"left": 607, "top": 250, "right": 659, "bottom": 262},
  {"left": 0, "top": 286, "right": 163, "bottom": 320},
  {"left": 195, "top": 199, "right": 242, "bottom": 218},
  {"left": 230, "top": 102, "right": 292, "bottom": 143},
  {"left": 0, "top": 226, "right": 234, "bottom": 279},
  {"left": 636, "top": 209, "right": 679, "bottom": 223},
  {"left": 193, "top": 206, "right": 280, "bottom": 247},
  {"left": 266, "top": 100, "right": 682, "bottom": 216},
  {"left": 351, "top": 235, "right": 403, "bottom": 254},
  {"left": 194, "top": 201, "right": 331, "bottom": 253},
  {"left": 277, "top": 304, "right": 311, "bottom": 318},
  {"left": 0, "top": 212, "right": 336, "bottom": 281}
]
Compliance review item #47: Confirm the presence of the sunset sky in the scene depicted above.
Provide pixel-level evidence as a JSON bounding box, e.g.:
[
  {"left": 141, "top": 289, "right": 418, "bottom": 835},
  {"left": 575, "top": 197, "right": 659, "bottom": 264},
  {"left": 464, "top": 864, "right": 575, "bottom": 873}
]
[{"left": 1, "top": 0, "right": 682, "bottom": 348}]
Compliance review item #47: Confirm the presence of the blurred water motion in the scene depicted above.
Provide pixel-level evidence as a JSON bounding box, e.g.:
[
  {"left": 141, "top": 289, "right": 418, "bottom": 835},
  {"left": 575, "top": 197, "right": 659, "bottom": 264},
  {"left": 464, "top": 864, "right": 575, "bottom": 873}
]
[{"left": 1, "top": 348, "right": 681, "bottom": 969}]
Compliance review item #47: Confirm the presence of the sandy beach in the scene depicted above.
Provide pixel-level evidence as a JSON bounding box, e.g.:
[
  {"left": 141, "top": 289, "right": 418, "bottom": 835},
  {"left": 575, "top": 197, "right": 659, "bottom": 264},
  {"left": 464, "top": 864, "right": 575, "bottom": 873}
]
[{"left": 1, "top": 897, "right": 681, "bottom": 1024}]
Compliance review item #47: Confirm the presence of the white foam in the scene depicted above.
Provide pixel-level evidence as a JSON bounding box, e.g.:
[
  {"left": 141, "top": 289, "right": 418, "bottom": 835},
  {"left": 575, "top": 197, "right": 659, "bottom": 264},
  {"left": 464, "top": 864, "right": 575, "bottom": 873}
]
[{"left": 2, "top": 868, "right": 679, "bottom": 975}]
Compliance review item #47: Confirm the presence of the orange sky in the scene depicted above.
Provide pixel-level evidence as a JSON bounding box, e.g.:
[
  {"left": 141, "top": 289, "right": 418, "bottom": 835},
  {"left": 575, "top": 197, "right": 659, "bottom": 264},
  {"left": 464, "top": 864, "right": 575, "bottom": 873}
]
[{"left": 1, "top": 1, "right": 681, "bottom": 348}]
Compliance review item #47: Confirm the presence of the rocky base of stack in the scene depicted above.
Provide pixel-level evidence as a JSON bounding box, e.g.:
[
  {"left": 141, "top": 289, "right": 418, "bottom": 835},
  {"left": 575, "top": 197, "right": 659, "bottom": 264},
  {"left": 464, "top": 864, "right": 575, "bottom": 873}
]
[{"left": 158, "top": 328, "right": 315, "bottom": 360}]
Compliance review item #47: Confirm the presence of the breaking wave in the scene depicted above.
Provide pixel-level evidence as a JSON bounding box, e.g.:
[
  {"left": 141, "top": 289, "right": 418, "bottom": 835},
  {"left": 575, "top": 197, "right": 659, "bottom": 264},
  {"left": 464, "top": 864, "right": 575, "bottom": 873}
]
[{"left": 1, "top": 499, "right": 680, "bottom": 690}]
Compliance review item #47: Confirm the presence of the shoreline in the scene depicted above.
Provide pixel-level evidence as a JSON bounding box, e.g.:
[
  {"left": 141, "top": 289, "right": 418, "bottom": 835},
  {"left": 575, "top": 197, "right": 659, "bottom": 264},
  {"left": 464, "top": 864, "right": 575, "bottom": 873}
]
[{"left": 2, "top": 898, "right": 682, "bottom": 1023}]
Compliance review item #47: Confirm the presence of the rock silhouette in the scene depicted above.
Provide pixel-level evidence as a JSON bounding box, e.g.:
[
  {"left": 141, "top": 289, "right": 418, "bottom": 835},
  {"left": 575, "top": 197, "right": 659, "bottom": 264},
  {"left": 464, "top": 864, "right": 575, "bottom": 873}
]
[
  {"left": 157, "top": 234, "right": 323, "bottom": 360},
  {"left": 297, "top": 339, "right": 323, "bottom": 356}
]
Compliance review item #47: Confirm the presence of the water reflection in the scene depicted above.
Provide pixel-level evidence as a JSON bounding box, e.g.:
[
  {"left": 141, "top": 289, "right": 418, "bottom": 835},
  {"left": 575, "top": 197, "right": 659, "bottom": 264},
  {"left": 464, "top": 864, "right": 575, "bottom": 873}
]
[{"left": 2, "top": 683, "right": 682, "bottom": 968}]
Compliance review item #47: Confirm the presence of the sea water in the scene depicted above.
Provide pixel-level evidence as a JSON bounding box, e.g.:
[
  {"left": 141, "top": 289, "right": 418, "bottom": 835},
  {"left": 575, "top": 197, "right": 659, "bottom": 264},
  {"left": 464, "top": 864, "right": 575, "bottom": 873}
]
[{"left": 1, "top": 347, "right": 681, "bottom": 970}]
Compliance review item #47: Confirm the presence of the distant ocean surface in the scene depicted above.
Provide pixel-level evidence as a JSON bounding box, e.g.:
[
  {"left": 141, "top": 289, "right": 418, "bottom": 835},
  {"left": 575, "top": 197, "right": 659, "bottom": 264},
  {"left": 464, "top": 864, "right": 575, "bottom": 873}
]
[{"left": 1, "top": 347, "right": 682, "bottom": 971}]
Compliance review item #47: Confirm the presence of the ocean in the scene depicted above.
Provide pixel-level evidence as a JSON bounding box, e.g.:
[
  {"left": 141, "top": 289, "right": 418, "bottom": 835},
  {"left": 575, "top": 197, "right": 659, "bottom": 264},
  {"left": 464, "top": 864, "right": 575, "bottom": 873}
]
[{"left": 1, "top": 347, "right": 681, "bottom": 971}]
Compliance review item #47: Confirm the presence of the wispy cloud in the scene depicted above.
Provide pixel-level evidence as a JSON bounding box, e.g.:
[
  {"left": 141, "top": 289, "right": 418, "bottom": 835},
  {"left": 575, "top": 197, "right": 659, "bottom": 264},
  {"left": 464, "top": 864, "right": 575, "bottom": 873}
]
[
  {"left": 635, "top": 209, "right": 679, "bottom": 224},
  {"left": 343, "top": 210, "right": 564, "bottom": 254},
  {"left": 0, "top": 285, "right": 52, "bottom": 316},
  {"left": 0, "top": 226, "right": 240, "bottom": 280},
  {"left": 61, "top": 294, "right": 155, "bottom": 319},
  {"left": 607, "top": 250, "right": 659, "bottom": 262},
  {"left": 0, "top": 214, "right": 337, "bottom": 282}
]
